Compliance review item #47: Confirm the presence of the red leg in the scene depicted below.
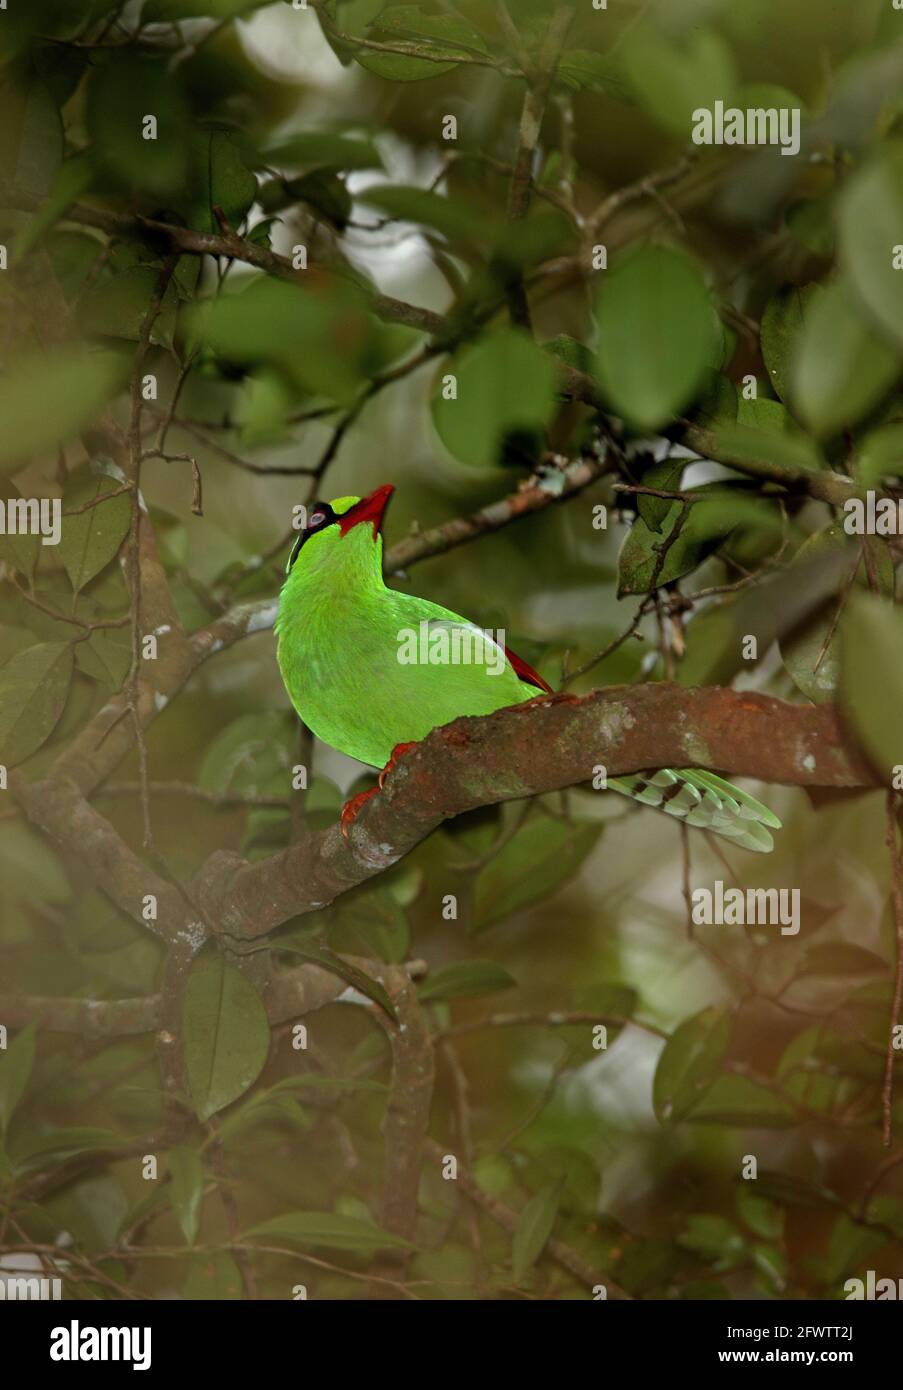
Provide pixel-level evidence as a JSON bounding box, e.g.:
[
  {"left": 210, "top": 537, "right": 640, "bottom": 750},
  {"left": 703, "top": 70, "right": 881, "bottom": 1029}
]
[
  {"left": 341, "top": 743, "right": 418, "bottom": 842},
  {"left": 378, "top": 740, "right": 418, "bottom": 790},
  {"left": 340, "top": 786, "right": 378, "bottom": 841}
]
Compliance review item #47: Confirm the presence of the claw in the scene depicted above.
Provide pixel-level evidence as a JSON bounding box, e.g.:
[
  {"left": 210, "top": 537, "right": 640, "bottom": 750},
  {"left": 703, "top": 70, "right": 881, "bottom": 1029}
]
[
  {"left": 340, "top": 786, "right": 378, "bottom": 842},
  {"left": 341, "top": 743, "right": 419, "bottom": 842},
  {"left": 378, "top": 741, "right": 418, "bottom": 790}
]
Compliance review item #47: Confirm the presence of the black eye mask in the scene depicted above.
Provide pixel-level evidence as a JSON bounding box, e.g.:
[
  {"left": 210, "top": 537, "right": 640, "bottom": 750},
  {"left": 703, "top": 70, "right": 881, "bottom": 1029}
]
[{"left": 286, "top": 501, "right": 338, "bottom": 572}]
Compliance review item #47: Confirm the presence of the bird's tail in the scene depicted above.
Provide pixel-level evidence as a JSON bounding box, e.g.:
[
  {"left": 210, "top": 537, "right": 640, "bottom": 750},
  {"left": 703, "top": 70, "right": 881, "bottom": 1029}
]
[{"left": 607, "top": 768, "right": 781, "bottom": 853}]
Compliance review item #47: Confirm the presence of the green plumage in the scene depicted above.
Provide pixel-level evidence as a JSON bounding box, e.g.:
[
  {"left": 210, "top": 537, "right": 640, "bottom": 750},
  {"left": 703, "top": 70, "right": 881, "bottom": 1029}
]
[{"left": 275, "top": 493, "right": 781, "bottom": 852}]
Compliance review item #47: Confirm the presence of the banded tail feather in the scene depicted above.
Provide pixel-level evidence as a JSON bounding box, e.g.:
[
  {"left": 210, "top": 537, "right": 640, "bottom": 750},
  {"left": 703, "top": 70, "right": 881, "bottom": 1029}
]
[{"left": 607, "top": 768, "right": 781, "bottom": 853}]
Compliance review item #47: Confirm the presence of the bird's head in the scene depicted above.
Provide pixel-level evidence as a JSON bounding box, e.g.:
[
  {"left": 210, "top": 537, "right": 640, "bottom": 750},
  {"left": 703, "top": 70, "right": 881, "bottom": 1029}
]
[{"left": 284, "top": 484, "right": 394, "bottom": 578}]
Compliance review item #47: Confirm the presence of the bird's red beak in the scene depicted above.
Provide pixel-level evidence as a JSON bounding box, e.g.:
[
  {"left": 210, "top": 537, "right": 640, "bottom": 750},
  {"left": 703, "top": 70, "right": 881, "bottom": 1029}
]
[{"left": 338, "top": 483, "right": 395, "bottom": 539}]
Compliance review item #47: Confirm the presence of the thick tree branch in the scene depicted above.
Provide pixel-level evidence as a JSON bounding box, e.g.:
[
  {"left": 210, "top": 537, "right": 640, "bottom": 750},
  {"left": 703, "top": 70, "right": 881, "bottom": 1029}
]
[
  {"left": 11, "top": 775, "right": 188, "bottom": 940},
  {"left": 0, "top": 959, "right": 426, "bottom": 1039},
  {"left": 195, "top": 686, "right": 875, "bottom": 940},
  {"left": 0, "top": 995, "right": 161, "bottom": 1036}
]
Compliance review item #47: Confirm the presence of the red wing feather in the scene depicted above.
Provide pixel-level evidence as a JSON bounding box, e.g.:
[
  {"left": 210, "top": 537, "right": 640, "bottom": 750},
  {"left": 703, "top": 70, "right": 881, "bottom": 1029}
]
[{"left": 504, "top": 645, "right": 553, "bottom": 694}]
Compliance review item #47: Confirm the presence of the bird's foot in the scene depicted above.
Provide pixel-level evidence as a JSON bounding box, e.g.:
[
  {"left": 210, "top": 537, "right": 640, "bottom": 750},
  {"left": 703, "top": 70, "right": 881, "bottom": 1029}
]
[
  {"left": 340, "top": 786, "right": 379, "bottom": 842},
  {"left": 378, "top": 741, "right": 418, "bottom": 790},
  {"left": 340, "top": 744, "right": 418, "bottom": 842}
]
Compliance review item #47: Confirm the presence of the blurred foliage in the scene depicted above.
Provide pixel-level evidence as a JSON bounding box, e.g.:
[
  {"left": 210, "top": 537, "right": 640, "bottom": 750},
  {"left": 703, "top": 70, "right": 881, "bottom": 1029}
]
[{"left": 0, "top": 0, "right": 903, "bottom": 1302}]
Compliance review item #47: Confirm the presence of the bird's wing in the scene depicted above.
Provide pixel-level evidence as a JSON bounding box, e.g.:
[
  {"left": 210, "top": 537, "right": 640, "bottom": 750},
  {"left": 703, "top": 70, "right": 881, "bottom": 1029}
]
[{"left": 421, "top": 619, "right": 552, "bottom": 693}]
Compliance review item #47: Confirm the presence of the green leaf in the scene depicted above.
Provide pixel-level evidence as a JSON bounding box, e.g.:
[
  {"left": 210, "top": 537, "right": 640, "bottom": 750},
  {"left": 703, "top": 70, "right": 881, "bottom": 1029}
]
[
  {"left": 432, "top": 330, "right": 557, "bottom": 468},
  {"left": 542, "top": 333, "right": 593, "bottom": 377},
  {"left": 760, "top": 284, "right": 818, "bottom": 405},
  {"left": 271, "top": 941, "right": 397, "bottom": 1021},
  {"left": 217, "top": 1075, "right": 385, "bottom": 1145},
  {"left": 0, "top": 641, "right": 73, "bottom": 766},
  {"left": 856, "top": 423, "right": 903, "bottom": 489},
  {"left": 282, "top": 168, "right": 352, "bottom": 229},
  {"left": 686, "top": 1075, "right": 796, "bottom": 1127},
  {"left": 168, "top": 1143, "right": 204, "bottom": 1245},
  {"left": 335, "top": 885, "right": 410, "bottom": 963},
  {"left": 183, "top": 953, "right": 271, "bottom": 1123},
  {"left": 512, "top": 1181, "right": 562, "bottom": 1283},
  {"left": 0, "top": 1022, "right": 36, "bottom": 1133},
  {"left": 786, "top": 196, "right": 835, "bottom": 259},
  {"left": 264, "top": 130, "right": 383, "bottom": 173},
  {"left": 193, "top": 276, "right": 375, "bottom": 405},
  {"left": 353, "top": 48, "right": 458, "bottom": 82},
  {"left": 351, "top": 5, "right": 478, "bottom": 81},
  {"left": 75, "top": 624, "right": 132, "bottom": 692},
  {"left": 825, "top": 1212, "right": 887, "bottom": 1283},
  {"left": 737, "top": 1187, "right": 784, "bottom": 1240},
  {"left": 780, "top": 524, "right": 894, "bottom": 703},
  {"left": 804, "top": 942, "right": 886, "bottom": 977},
  {"left": 199, "top": 711, "right": 295, "bottom": 795},
  {"left": 375, "top": 5, "right": 490, "bottom": 56},
  {"left": 243, "top": 1210, "right": 413, "bottom": 1252},
  {"left": 79, "top": 267, "right": 179, "bottom": 348},
  {"left": 0, "top": 483, "right": 40, "bottom": 578},
  {"left": 622, "top": 25, "right": 736, "bottom": 137},
  {"left": 143, "top": 0, "right": 270, "bottom": 17},
  {"left": 0, "top": 348, "right": 128, "bottom": 474},
  {"left": 419, "top": 960, "right": 516, "bottom": 1003},
  {"left": 472, "top": 819, "right": 601, "bottom": 932},
  {"left": 840, "top": 593, "right": 903, "bottom": 778},
  {"left": 14, "top": 1127, "right": 122, "bottom": 1173},
  {"left": 363, "top": 184, "right": 491, "bottom": 247},
  {"left": 618, "top": 491, "right": 778, "bottom": 596},
  {"left": 0, "top": 823, "right": 69, "bottom": 913},
  {"left": 218, "top": 1094, "right": 311, "bottom": 1146},
  {"left": 58, "top": 469, "right": 132, "bottom": 592},
  {"left": 755, "top": 1169, "right": 835, "bottom": 1208},
  {"left": 87, "top": 54, "right": 191, "bottom": 196},
  {"left": 707, "top": 421, "right": 824, "bottom": 476},
  {"left": 737, "top": 395, "right": 794, "bottom": 433},
  {"left": 839, "top": 143, "right": 903, "bottom": 351},
  {"left": 636, "top": 457, "right": 684, "bottom": 533},
  {"left": 0, "top": 72, "right": 63, "bottom": 197},
  {"left": 184, "top": 1251, "right": 244, "bottom": 1299},
  {"left": 653, "top": 1007, "right": 730, "bottom": 1125},
  {"left": 557, "top": 50, "right": 630, "bottom": 101},
  {"left": 12, "top": 154, "right": 93, "bottom": 261},
  {"left": 595, "top": 246, "right": 719, "bottom": 431},
  {"left": 678, "top": 1213, "right": 746, "bottom": 1268},
  {"left": 792, "top": 279, "right": 900, "bottom": 437}
]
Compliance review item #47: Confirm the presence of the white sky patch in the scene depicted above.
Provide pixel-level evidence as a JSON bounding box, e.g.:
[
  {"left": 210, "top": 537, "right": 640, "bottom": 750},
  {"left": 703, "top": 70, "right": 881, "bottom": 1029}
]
[{"left": 237, "top": 6, "right": 354, "bottom": 90}]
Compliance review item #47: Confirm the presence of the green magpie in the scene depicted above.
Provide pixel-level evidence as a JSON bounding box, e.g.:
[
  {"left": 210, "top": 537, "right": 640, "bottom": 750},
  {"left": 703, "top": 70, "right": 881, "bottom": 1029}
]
[{"left": 275, "top": 485, "right": 780, "bottom": 850}]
